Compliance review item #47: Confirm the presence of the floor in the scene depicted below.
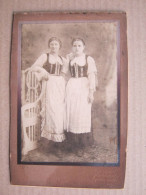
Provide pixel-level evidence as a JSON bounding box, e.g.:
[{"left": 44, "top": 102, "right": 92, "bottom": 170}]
[{"left": 22, "top": 139, "right": 118, "bottom": 165}]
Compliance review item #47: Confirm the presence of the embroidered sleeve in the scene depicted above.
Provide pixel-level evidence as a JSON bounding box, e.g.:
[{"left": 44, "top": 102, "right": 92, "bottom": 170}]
[
  {"left": 31, "top": 53, "right": 47, "bottom": 68},
  {"left": 87, "top": 56, "right": 97, "bottom": 74},
  {"left": 87, "top": 56, "right": 98, "bottom": 91}
]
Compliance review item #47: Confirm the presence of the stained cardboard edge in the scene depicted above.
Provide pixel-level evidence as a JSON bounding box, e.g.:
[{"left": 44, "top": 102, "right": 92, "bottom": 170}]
[{"left": 10, "top": 11, "right": 128, "bottom": 189}]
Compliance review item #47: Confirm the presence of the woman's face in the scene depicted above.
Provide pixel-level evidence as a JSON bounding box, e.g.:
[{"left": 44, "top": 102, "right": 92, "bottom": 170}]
[
  {"left": 72, "top": 40, "right": 85, "bottom": 56},
  {"left": 49, "top": 40, "right": 60, "bottom": 54}
]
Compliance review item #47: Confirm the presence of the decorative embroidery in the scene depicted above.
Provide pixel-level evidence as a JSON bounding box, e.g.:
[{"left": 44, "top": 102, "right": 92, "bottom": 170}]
[
  {"left": 69, "top": 55, "right": 88, "bottom": 78},
  {"left": 43, "top": 53, "right": 62, "bottom": 75}
]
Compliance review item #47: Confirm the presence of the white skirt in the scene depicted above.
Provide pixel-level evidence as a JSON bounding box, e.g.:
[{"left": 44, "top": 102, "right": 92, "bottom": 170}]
[
  {"left": 66, "top": 77, "right": 91, "bottom": 134},
  {"left": 41, "top": 75, "right": 66, "bottom": 142}
]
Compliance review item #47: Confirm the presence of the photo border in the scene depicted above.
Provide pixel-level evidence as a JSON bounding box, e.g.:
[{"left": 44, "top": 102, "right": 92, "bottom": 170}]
[{"left": 10, "top": 12, "right": 128, "bottom": 188}]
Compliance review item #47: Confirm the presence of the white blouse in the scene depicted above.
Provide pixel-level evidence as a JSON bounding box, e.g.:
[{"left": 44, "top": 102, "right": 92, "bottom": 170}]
[
  {"left": 31, "top": 53, "right": 68, "bottom": 67},
  {"left": 67, "top": 53, "right": 98, "bottom": 91},
  {"left": 30, "top": 53, "right": 68, "bottom": 81}
]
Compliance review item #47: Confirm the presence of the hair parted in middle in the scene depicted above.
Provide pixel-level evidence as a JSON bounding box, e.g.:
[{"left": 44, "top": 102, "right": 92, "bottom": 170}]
[
  {"left": 71, "top": 38, "right": 85, "bottom": 46},
  {"left": 48, "top": 37, "right": 62, "bottom": 48}
]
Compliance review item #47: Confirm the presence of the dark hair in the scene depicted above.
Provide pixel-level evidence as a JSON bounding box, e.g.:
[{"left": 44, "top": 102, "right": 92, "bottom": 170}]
[
  {"left": 48, "top": 37, "right": 62, "bottom": 48},
  {"left": 72, "top": 38, "right": 85, "bottom": 46}
]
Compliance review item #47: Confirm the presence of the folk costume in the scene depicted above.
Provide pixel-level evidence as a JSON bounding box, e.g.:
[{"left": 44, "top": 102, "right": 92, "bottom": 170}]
[
  {"left": 31, "top": 53, "right": 67, "bottom": 143},
  {"left": 66, "top": 53, "right": 97, "bottom": 150}
]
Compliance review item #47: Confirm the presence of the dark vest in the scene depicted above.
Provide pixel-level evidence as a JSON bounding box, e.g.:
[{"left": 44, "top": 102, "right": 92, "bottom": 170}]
[
  {"left": 43, "top": 53, "right": 63, "bottom": 76},
  {"left": 69, "top": 55, "right": 88, "bottom": 78}
]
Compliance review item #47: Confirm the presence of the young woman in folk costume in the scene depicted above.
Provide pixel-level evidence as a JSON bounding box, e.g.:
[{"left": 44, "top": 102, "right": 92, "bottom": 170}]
[
  {"left": 31, "top": 37, "right": 67, "bottom": 157},
  {"left": 66, "top": 38, "right": 97, "bottom": 156}
]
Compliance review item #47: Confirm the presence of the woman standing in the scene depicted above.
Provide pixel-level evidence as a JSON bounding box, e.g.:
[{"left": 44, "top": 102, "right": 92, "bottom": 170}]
[
  {"left": 31, "top": 37, "right": 67, "bottom": 157},
  {"left": 66, "top": 38, "right": 97, "bottom": 156}
]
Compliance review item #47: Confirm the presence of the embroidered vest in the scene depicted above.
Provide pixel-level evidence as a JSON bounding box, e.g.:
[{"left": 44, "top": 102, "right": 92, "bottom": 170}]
[
  {"left": 69, "top": 55, "right": 88, "bottom": 78},
  {"left": 43, "top": 53, "right": 63, "bottom": 75}
]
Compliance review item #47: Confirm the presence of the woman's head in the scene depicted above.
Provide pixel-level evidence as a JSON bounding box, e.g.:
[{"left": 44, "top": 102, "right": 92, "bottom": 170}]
[
  {"left": 71, "top": 38, "right": 85, "bottom": 56},
  {"left": 48, "top": 37, "right": 62, "bottom": 54}
]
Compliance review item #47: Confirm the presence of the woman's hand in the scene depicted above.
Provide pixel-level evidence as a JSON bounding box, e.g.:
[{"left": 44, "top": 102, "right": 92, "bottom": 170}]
[
  {"left": 30, "top": 67, "right": 49, "bottom": 81},
  {"left": 66, "top": 53, "right": 75, "bottom": 61},
  {"left": 43, "top": 72, "right": 49, "bottom": 81},
  {"left": 88, "top": 90, "right": 94, "bottom": 104},
  {"left": 40, "top": 69, "right": 49, "bottom": 81}
]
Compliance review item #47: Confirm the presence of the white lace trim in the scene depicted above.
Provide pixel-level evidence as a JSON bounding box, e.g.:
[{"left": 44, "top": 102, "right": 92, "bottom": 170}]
[
  {"left": 40, "top": 81, "right": 47, "bottom": 132},
  {"left": 41, "top": 131, "right": 65, "bottom": 142}
]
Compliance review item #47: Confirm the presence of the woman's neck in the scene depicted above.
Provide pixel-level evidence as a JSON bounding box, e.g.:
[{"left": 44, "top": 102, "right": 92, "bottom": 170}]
[
  {"left": 50, "top": 52, "right": 59, "bottom": 58},
  {"left": 74, "top": 52, "right": 84, "bottom": 57}
]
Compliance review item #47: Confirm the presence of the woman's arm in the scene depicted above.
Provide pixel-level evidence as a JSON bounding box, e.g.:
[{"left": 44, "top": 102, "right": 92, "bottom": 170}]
[
  {"left": 31, "top": 53, "right": 47, "bottom": 71},
  {"left": 61, "top": 55, "right": 71, "bottom": 81},
  {"left": 30, "top": 53, "right": 49, "bottom": 81},
  {"left": 87, "top": 56, "right": 98, "bottom": 104},
  {"left": 61, "top": 57, "right": 68, "bottom": 75}
]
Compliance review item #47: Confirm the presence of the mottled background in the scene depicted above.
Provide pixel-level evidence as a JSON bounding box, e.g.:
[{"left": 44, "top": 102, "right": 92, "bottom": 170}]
[{"left": 21, "top": 22, "right": 118, "bottom": 162}]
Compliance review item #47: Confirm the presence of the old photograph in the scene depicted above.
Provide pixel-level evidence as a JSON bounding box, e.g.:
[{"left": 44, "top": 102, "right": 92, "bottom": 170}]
[{"left": 20, "top": 21, "right": 119, "bottom": 165}]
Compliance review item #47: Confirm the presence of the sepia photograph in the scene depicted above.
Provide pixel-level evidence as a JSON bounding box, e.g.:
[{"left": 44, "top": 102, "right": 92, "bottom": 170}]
[
  {"left": 20, "top": 20, "right": 119, "bottom": 165},
  {"left": 10, "top": 12, "right": 128, "bottom": 188}
]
